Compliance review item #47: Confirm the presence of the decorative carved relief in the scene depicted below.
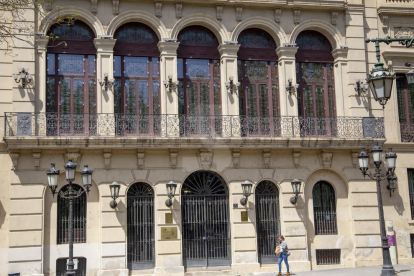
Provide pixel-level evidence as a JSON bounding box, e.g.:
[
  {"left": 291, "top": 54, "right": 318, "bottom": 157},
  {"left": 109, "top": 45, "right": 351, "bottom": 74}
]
[
  {"left": 293, "top": 150, "right": 300, "bottom": 167},
  {"left": 235, "top": 6, "right": 243, "bottom": 22},
  {"left": 91, "top": 0, "right": 98, "bottom": 14},
  {"left": 263, "top": 149, "right": 271, "bottom": 169},
  {"left": 232, "top": 149, "right": 240, "bottom": 168},
  {"left": 137, "top": 150, "right": 145, "bottom": 169},
  {"left": 381, "top": 14, "right": 389, "bottom": 33},
  {"left": 293, "top": 9, "right": 300, "bottom": 25},
  {"left": 321, "top": 151, "right": 333, "bottom": 169},
  {"left": 10, "top": 151, "right": 19, "bottom": 171},
  {"left": 216, "top": 5, "right": 223, "bottom": 21},
  {"left": 331, "top": 11, "right": 338, "bottom": 25},
  {"left": 103, "top": 149, "right": 112, "bottom": 170},
  {"left": 66, "top": 149, "right": 81, "bottom": 165},
  {"left": 112, "top": 0, "right": 120, "bottom": 15},
  {"left": 351, "top": 150, "right": 359, "bottom": 168},
  {"left": 170, "top": 149, "right": 178, "bottom": 169},
  {"left": 33, "top": 149, "right": 41, "bottom": 170},
  {"left": 200, "top": 149, "right": 213, "bottom": 170},
  {"left": 176, "top": 2, "right": 182, "bottom": 19},
  {"left": 274, "top": 8, "right": 281, "bottom": 24},
  {"left": 395, "top": 27, "right": 414, "bottom": 38},
  {"left": 155, "top": 1, "right": 162, "bottom": 18}
]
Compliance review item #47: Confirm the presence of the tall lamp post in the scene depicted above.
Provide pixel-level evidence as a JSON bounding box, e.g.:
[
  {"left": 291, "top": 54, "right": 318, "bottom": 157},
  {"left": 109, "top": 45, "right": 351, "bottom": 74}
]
[
  {"left": 46, "top": 160, "right": 93, "bottom": 275},
  {"left": 358, "top": 145, "right": 397, "bottom": 276}
]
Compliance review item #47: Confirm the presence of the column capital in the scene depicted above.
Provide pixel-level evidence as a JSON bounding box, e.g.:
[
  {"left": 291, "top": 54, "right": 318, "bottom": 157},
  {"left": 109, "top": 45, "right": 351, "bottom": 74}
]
[
  {"left": 332, "top": 48, "right": 348, "bottom": 63},
  {"left": 276, "top": 46, "right": 299, "bottom": 60},
  {"left": 36, "top": 36, "right": 49, "bottom": 53},
  {"left": 157, "top": 41, "right": 180, "bottom": 55},
  {"left": 93, "top": 38, "right": 117, "bottom": 52},
  {"left": 218, "top": 44, "right": 240, "bottom": 58}
]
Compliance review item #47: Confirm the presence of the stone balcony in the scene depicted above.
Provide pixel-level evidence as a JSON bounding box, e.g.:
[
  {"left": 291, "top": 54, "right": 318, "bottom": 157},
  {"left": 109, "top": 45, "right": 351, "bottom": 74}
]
[
  {"left": 3, "top": 113, "right": 385, "bottom": 149},
  {"left": 377, "top": 0, "right": 414, "bottom": 15}
]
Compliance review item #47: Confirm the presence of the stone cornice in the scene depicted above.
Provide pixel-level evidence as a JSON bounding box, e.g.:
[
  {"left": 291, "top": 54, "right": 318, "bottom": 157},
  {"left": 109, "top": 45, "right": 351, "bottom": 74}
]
[
  {"left": 384, "top": 143, "right": 414, "bottom": 153},
  {"left": 382, "top": 49, "right": 414, "bottom": 61},
  {"left": 378, "top": 6, "right": 414, "bottom": 16},
  {"left": 93, "top": 38, "right": 117, "bottom": 52}
]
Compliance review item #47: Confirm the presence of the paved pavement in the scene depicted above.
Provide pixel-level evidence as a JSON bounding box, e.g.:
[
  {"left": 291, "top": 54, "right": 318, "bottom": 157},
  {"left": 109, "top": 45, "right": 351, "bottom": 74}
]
[{"left": 288, "top": 264, "right": 413, "bottom": 276}]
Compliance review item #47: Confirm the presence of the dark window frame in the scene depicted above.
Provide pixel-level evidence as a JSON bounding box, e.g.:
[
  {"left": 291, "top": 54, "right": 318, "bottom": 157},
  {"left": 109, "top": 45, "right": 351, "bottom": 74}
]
[
  {"left": 312, "top": 180, "right": 338, "bottom": 235},
  {"left": 407, "top": 169, "right": 414, "bottom": 220}
]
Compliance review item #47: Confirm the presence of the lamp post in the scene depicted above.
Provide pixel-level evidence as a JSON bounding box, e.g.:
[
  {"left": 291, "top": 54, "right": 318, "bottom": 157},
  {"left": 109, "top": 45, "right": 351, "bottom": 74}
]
[
  {"left": 46, "top": 160, "right": 93, "bottom": 276},
  {"left": 358, "top": 144, "right": 397, "bottom": 276}
]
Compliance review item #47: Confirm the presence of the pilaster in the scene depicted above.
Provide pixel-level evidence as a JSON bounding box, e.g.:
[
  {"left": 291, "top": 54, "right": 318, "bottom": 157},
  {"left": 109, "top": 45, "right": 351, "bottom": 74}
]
[
  {"left": 332, "top": 48, "right": 349, "bottom": 117},
  {"left": 35, "top": 37, "right": 49, "bottom": 113}
]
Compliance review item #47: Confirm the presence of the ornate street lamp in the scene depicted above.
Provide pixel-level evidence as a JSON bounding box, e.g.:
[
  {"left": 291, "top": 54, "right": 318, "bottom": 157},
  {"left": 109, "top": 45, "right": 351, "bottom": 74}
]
[
  {"left": 358, "top": 143, "right": 397, "bottom": 276},
  {"left": 109, "top": 181, "right": 121, "bottom": 208},
  {"left": 46, "top": 160, "right": 93, "bottom": 276},
  {"left": 290, "top": 179, "right": 302, "bottom": 204},
  {"left": 240, "top": 180, "right": 253, "bottom": 206},
  {"left": 165, "top": 181, "right": 177, "bottom": 207}
]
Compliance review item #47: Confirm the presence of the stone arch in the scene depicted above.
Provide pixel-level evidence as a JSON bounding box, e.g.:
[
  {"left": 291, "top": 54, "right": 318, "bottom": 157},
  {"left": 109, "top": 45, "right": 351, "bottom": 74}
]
[
  {"left": 304, "top": 168, "right": 349, "bottom": 195},
  {"left": 107, "top": 10, "right": 168, "bottom": 40},
  {"left": 290, "top": 19, "right": 344, "bottom": 50},
  {"left": 39, "top": 6, "right": 105, "bottom": 37},
  {"left": 181, "top": 169, "right": 229, "bottom": 194},
  {"left": 171, "top": 14, "right": 230, "bottom": 44},
  {"left": 253, "top": 179, "right": 281, "bottom": 194},
  {"left": 231, "top": 17, "right": 288, "bottom": 47}
]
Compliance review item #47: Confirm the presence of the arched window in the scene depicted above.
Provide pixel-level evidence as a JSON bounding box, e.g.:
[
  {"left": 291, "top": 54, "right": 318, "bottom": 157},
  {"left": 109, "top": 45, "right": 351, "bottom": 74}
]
[
  {"left": 57, "top": 184, "right": 87, "bottom": 244},
  {"left": 113, "top": 23, "right": 160, "bottom": 136},
  {"left": 312, "top": 181, "right": 337, "bottom": 235},
  {"left": 237, "top": 29, "right": 279, "bottom": 136},
  {"left": 46, "top": 21, "right": 97, "bottom": 135},
  {"left": 396, "top": 74, "right": 414, "bottom": 142},
  {"left": 296, "top": 31, "right": 335, "bottom": 136},
  {"left": 177, "top": 26, "right": 221, "bottom": 136}
]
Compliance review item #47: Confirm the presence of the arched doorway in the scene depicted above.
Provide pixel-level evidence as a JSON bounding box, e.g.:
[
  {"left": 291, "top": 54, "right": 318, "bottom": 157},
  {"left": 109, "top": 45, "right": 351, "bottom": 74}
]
[
  {"left": 127, "top": 182, "right": 155, "bottom": 270},
  {"left": 181, "top": 171, "right": 231, "bottom": 267},
  {"left": 255, "top": 180, "right": 280, "bottom": 264}
]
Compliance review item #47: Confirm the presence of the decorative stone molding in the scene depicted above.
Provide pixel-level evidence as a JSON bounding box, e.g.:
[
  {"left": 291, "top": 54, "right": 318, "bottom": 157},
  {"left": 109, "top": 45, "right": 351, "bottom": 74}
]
[
  {"left": 321, "top": 151, "right": 333, "bottom": 169},
  {"left": 216, "top": 5, "right": 223, "bottom": 21},
  {"left": 395, "top": 27, "right": 414, "bottom": 38},
  {"left": 199, "top": 149, "right": 213, "bottom": 170},
  {"left": 381, "top": 14, "right": 389, "bottom": 32},
  {"left": 155, "top": 1, "right": 162, "bottom": 18},
  {"left": 112, "top": 0, "right": 120, "bottom": 15},
  {"left": 274, "top": 8, "right": 281, "bottom": 24},
  {"left": 45, "top": 2, "right": 52, "bottom": 12},
  {"left": 331, "top": 10, "right": 338, "bottom": 25},
  {"left": 93, "top": 38, "right": 117, "bottom": 52},
  {"left": 10, "top": 151, "right": 19, "bottom": 171},
  {"left": 293, "top": 9, "right": 300, "bottom": 25},
  {"left": 293, "top": 150, "right": 300, "bottom": 167},
  {"left": 170, "top": 149, "right": 178, "bottom": 169},
  {"left": 232, "top": 149, "right": 240, "bottom": 168},
  {"left": 351, "top": 150, "right": 359, "bottom": 168},
  {"left": 103, "top": 149, "right": 112, "bottom": 170},
  {"left": 235, "top": 6, "right": 243, "bottom": 22},
  {"left": 176, "top": 2, "right": 182, "bottom": 19},
  {"left": 67, "top": 149, "right": 82, "bottom": 165},
  {"left": 91, "top": 0, "right": 98, "bottom": 14},
  {"left": 33, "top": 149, "right": 41, "bottom": 170},
  {"left": 137, "top": 150, "right": 145, "bottom": 169},
  {"left": 263, "top": 149, "right": 271, "bottom": 169}
]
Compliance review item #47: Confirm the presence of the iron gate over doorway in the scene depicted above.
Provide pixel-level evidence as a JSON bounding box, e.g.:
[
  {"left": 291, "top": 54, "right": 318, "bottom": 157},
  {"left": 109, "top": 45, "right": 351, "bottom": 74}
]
[
  {"left": 127, "top": 182, "right": 155, "bottom": 270},
  {"left": 255, "top": 180, "right": 281, "bottom": 264},
  {"left": 182, "top": 171, "right": 231, "bottom": 267}
]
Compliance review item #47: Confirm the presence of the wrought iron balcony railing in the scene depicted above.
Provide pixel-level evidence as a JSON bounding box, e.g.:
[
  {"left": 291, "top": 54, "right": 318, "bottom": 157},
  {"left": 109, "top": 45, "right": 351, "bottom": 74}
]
[{"left": 4, "top": 113, "right": 385, "bottom": 139}]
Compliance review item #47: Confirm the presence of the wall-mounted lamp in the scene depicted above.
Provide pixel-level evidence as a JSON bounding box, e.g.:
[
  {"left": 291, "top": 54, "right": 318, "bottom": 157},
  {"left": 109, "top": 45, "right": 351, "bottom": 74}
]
[
  {"left": 98, "top": 73, "right": 115, "bottom": 90},
  {"left": 354, "top": 79, "right": 369, "bottom": 96},
  {"left": 240, "top": 180, "right": 253, "bottom": 206},
  {"left": 80, "top": 165, "right": 93, "bottom": 194},
  {"left": 225, "top": 76, "right": 240, "bottom": 94},
  {"left": 46, "top": 163, "right": 60, "bottom": 197},
  {"left": 109, "top": 181, "right": 121, "bottom": 208},
  {"left": 13, "top": 68, "right": 32, "bottom": 88},
  {"left": 406, "top": 62, "right": 414, "bottom": 86},
  {"left": 290, "top": 179, "right": 301, "bottom": 204},
  {"left": 386, "top": 174, "right": 397, "bottom": 197},
  {"left": 164, "top": 75, "right": 179, "bottom": 93},
  {"left": 285, "top": 78, "right": 299, "bottom": 95},
  {"left": 165, "top": 181, "right": 177, "bottom": 207}
]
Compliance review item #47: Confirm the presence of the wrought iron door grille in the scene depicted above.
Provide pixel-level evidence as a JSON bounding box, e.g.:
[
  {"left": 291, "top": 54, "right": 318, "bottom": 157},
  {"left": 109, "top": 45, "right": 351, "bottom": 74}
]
[
  {"left": 411, "top": 234, "right": 414, "bottom": 258},
  {"left": 56, "top": 257, "right": 86, "bottom": 276},
  {"left": 255, "top": 181, "right": 281, "bottom": 264},
  {"left": 57, "top": 184, "right": 86, "bottom": 244},
  {"left": 313, "top": 181, "right": 337, "bottom": 235},
  {"left": 316, "top": 249, "right": 340, "bottom": 265},
  {"left": 408, "top": 169, "right": 414, "bottom": 220},
  {"left": 127, "top": 183, "right": 155, "bottom": 270}
]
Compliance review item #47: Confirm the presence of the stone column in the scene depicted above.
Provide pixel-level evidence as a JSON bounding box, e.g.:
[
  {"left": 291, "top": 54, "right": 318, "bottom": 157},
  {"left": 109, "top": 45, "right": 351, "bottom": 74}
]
[
  {"left": 158, "top": 41, "right": 180, "bottom": 137},
  {"left": 332, "top": 48, "right": 349, "bottom": 118}
]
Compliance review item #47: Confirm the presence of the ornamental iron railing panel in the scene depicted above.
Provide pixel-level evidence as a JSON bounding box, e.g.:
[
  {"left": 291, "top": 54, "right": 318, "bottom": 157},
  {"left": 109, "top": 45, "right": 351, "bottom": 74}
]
[
  {"left": 316, "top": 249, "right": 341, "bottom": 265},
  {"left": 56, "top": 257, "right": 86, "bottom": 276},
  {"left": 4, "top": 112, "right": 385, "bottom": 139}
]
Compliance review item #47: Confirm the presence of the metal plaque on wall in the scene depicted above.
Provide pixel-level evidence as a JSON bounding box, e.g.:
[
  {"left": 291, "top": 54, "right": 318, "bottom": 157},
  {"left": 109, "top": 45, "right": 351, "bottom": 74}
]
[
  {"left": 362, "top": 117, "right": 376, "bottom": 138},
  {"left": 165, "top": 213, "right": 173, "bottom": 224},
  {"left": 17, "top": 113, "right": 32, "bottom": 135},
  {"left": 161, "top": 227, "right": 177, "bottom": 240},
  {"left": 241, "top": 211, "right": 248, "bottom": 222}
]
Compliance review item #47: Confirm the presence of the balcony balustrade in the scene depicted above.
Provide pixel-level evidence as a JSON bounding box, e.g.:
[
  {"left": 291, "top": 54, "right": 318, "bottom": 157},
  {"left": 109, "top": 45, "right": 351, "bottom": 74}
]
[{"left": 4, "top": 112, "right": 385, "bottom": 140}]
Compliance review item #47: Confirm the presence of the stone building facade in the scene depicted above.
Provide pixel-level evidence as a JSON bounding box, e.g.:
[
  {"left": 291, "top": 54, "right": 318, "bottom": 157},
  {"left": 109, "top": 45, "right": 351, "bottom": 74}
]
[{"left": 0, "top": 0, "right": 414, "bottom": 275}]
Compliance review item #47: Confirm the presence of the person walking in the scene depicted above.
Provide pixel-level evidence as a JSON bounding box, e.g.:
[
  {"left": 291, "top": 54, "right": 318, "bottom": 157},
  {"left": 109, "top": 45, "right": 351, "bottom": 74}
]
[{"left": 277, "top": 235, "right": 290, "bottom": 276}]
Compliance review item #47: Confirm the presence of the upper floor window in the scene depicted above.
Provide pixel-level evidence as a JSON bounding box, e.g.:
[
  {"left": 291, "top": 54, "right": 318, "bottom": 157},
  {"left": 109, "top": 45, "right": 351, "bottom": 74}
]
[
  {"left": 312, "top": 180, "right": 337, "bottom": 235},
  {"left": 237, "top": 28, "right": 279, "bottom": 136},
  {"left": 397, "top": 74, "right": 414, "bottom": 142}
]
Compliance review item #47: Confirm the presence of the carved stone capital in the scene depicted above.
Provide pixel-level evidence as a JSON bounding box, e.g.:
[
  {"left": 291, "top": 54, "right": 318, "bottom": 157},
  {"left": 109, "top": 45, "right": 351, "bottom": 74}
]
[
  {"left": 137, "top": 150, "right": 145, "bottom": 169},
  {"left": 321, "top": 151, "right": 333, "bottom": 169},
  {"left": 263, "top": 149, "right": 271, "bottom": 169},
  {"left": 112, "top": 0, "right": 120, "bottom": 15},
  {"left": 155, "top": 1, "right": 162, "bottom": 18},
  {"left": 331, "top": 10, "right": 338, "bottom": 25},
  {"left": 200, "top": 149, "right": 213, "bottom": 170},
  {"left": 235, "top": 6, "right": 243, "bottom": 22},
  {"left": 380, "top": 14, "right": 388, "bottom": 33},
  {"left": 10, "top": 151, "right": 19, "bottom": 171},
  {"left": 275, "top": 8, "right": 282, "bottom": 24},
  {"left": 33, "top": 149, "right": 42, "bottom": 170},
  {"left": 293, "top": 9, "right": 300, "bottom": 25},
  {"left": 176, "top": 2, "right": 182, "bottom": 19},
  {"left": 66, "top": 149, "right": 81, "bottom": 165},
  {"left": 216, "top": 5, "right": 223, "bottom": 21},
  {"left": 232, "top": 149, "right": 240, "bottom": 168},
  {"left": 103, "top": 149, "right": 112, "bottom": 170},
  {"left": 170, "top": 149, "right": 178, "bottom": 169}
]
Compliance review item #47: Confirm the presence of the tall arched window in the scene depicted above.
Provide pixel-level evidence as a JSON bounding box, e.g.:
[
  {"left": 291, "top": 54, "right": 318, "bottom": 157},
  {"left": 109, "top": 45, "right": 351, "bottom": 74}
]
[
  {"left": 57, "top": 184, "right": 87, "bottom": 244},
  {"left": 237, "top": 28, "right": 279, "bottom": 136},
  {"left": 177, "top": 26, "right": 221, "bottom": 136},
  {"left": 113, "top": 23, "right": 160, "bottom": 136},
  {"left": 312, "top": 181, "right": 337, "bottom": 235},
  {"left": 296, "top": 31, "right": 335, "bottom": 136},
  {"left": 46, "top": 21, "right": 97, "bottom": 135}
]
